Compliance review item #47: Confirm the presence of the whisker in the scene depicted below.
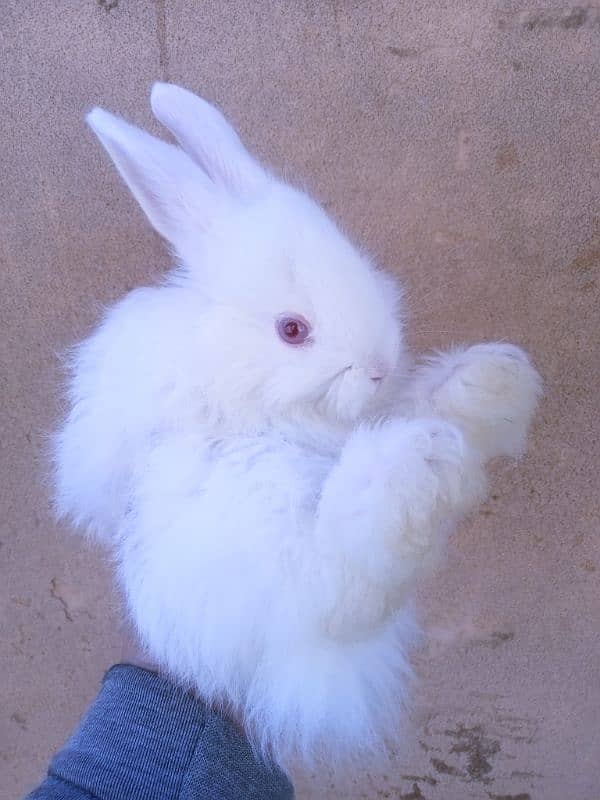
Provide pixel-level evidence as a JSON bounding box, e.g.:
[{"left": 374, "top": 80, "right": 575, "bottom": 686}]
[{"left": 402, "top": 286, "right": 448, "bottom": 308}]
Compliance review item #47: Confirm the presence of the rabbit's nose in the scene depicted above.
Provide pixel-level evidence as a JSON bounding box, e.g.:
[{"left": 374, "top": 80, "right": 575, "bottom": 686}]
[{"left": 366, "top": 363, "right": 387, "bottom": 383}]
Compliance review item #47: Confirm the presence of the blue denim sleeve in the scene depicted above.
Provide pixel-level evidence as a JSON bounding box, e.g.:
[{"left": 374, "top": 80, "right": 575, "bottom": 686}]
[{"left": 25, "top": 664, "right": 294, "bottom": 800}]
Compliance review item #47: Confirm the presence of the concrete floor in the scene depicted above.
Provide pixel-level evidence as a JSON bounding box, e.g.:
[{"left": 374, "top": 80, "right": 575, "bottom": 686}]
[{"left": 1, "top": 2, "right": 599, "bottom": 798}]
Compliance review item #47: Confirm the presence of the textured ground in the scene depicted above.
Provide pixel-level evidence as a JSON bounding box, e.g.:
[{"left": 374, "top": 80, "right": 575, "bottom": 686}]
[{"left": 1, "top": 2, "right": 599, "bottom": 798}]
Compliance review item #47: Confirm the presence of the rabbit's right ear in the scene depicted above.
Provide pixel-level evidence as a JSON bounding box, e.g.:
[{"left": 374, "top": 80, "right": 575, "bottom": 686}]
[
  {"left": 150, "top": 83, "right": 268, "bottom": 198},
  {"left": 87, "top": 107, "right": 215, "bottom": 248}
]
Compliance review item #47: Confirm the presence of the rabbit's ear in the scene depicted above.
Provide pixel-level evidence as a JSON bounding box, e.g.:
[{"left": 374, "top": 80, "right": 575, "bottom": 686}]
[
  {"left": 87, "top": 107, "right": 215, "bottom": 246},
  {"left": 150, "top": 82, "right": 268, "bottom": 197}
]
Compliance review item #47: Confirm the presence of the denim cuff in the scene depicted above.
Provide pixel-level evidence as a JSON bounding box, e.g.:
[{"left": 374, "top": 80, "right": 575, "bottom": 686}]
[{"left": 47, "top": 664, "right": 293, "bottom": 800}]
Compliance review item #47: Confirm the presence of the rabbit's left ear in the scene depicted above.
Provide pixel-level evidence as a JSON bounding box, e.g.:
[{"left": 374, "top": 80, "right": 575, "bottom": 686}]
[
  {"left": 87, "top": 107, "right": 217, "bottom": 248},
  {"left": 151, "top": 82, "right": 268, "bottom": 198}
]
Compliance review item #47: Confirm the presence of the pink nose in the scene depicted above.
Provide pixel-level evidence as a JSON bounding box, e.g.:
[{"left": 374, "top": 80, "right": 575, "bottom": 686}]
[{"left": 367, "top": 366, "right": 386, "bottom": 383}]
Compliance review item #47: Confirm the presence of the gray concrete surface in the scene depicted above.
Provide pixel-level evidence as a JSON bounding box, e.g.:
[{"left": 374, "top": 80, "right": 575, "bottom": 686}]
[{"left": 1, "top": 2, "right": 599, "bottom": 798}]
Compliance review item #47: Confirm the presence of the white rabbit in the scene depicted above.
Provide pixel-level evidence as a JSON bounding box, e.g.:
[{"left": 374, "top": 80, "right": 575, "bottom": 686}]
[{"left": 53, "top": 83, "right": 541, "bottom": 766}]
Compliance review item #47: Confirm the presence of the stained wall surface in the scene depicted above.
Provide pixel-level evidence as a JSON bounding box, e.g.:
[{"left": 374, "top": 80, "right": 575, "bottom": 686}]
[{"left": 1, "top": 3, "right": 599, "bottom": 798}]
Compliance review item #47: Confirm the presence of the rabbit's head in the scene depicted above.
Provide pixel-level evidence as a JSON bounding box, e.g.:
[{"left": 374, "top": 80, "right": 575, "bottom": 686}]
[{"left": 88, "top": 84, "right": 404, "bottom": 424}]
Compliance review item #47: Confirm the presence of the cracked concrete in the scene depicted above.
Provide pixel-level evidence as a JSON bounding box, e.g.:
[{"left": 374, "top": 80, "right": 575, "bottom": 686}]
[
  {"left": 48, "top": 579, "right": 74, "bottom": 623},
  {"left": 1, "top": 2, "right": 599, "bottom": 798}
]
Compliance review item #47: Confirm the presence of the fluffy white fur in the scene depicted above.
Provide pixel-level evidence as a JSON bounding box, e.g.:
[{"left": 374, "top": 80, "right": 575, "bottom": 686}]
[{"left": 53, "top": 83, "right": 542, "bottom": 766}]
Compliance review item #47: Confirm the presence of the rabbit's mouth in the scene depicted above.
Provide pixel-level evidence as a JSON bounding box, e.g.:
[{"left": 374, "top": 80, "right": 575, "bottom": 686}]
[{"left": 319, "top": 366, "right": 381, "bottom": 422}]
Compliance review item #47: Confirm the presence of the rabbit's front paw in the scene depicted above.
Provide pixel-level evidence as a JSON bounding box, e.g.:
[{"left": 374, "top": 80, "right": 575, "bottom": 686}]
[
  {"left": 430, "top": 343, "right": 542, "bottom": 460},
  {"left": 379, "top": 418, "right": 481, "bottom": 553}
]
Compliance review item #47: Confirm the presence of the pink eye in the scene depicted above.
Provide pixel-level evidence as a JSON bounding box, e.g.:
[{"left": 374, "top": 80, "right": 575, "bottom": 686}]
[{"left": 276, "top": 315, "right": 311, "bottom": 345}]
